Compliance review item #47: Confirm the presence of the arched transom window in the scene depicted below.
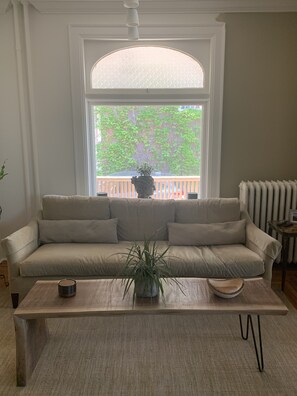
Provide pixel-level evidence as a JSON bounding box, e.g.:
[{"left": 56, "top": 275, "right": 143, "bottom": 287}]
[{"left": 91, "top": 46, "right": 204, "bottom": 89}]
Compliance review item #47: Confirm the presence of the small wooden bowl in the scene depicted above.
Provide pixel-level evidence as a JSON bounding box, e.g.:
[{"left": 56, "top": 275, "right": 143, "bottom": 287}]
[{"left": 207, "top": 278, "right": 244, "bottom": 299}]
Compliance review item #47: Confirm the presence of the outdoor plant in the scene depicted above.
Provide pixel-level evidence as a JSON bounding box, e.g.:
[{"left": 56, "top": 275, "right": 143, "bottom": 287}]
[
  {"left": 131, "top": 162, "right": 155, "bottom": 198},
  {"left": 95, "top": 105, "right": 201, "bottom": 177},
  {"left": 136, "top": 162, "right": 153, "bottom": 176},
  {"left": 119, "top": 239, "right": 184, "bottom": 300}
]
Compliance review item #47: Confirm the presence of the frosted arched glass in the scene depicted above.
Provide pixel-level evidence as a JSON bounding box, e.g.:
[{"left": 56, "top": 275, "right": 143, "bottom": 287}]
[{"left": 91, "top": 47, "right": 204, "bottom": 89}]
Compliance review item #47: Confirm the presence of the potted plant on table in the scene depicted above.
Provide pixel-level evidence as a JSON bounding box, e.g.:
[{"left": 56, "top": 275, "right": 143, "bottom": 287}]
[
  {"left": 131, "top": 162, "right": 155, "bottom": 199},
  {"left": 119, "top": 239, "right": 183, "bottom": 300}
]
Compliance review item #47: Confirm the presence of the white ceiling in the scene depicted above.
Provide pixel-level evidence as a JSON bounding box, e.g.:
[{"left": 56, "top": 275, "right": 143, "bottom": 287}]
[{"left": 2, "top": 0, "right": 297, "bottom": 14}]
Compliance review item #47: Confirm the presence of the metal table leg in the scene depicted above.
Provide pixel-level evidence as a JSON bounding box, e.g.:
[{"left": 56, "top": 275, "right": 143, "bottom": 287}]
[
  {"left": 239, "top": 314, "right": 264, "bottom": 372},
  {"left": 281, "top": 235, "right": 290, "bottom": 291}
]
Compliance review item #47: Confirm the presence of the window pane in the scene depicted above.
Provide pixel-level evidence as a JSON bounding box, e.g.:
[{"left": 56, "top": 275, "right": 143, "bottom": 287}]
[
  {"left": 92, "top": 47, "right": 204, "bottom": 89},
  {"left": 94, "top": 105, "right": 202, "bottom": 199}
]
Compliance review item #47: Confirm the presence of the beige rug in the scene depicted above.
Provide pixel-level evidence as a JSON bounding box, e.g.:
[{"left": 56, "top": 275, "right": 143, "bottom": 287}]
[{"left": 1, "top": 287, "right": 297, "bottom": 396}]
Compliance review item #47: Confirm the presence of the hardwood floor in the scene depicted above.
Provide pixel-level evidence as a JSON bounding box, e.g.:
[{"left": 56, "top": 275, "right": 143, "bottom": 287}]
[
  {"left": 271, "top": 266, "right": 297, "bottom": 309},
  {"left": 1, "top": 261, "right": 297, "bottom": 308}
]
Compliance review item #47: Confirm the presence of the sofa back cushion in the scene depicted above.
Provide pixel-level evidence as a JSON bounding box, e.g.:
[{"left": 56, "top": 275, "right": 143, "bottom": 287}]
[
  {"left": 174, "top": 198, "right": 241, "bottom": 224},
  {"left": 110, "top": 198, "right": 175, "bottom": 241},
  {"left": 42, "top": 195, "right": 110, "bottom": 220},
  {"left": 38, "top": 219, "right": 118, "bottom": 244}
]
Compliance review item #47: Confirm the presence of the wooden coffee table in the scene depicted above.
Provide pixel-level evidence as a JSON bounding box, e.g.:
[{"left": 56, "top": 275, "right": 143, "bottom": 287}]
[{"left": 13, "top": 278, "right": 288, "bottom": 386}]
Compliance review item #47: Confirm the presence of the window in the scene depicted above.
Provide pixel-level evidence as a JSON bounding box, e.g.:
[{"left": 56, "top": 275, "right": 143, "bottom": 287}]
[
  {"left": 88, "top": 46, "right": 205, "bottom": 199},
  {"left": 91, "top": 47, "right": 204, "bottom": 89},
  {"left": 93, "top": 104, "right": 202, "bottom": 199},
  {"left": 69, "top": 24, "right": 225, "bottom": 198}
]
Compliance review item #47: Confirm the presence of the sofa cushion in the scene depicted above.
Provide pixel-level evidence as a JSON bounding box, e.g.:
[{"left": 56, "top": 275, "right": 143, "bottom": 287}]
[
  {"left": 19, "top": 242, "right": 264, "bottom": 279},
  {"left": 19, "top": 242, "right": 134, "bottom": 277},
  {"left": 168, "top": 220, "right": 246, "bottom": 246},
  {"left": 109, "top": 198, "right": 175, "bottom": 241},
  {"left": 42, "top": 195, "right": 110, "bottom": 220},
  {"left": 38, "top": 219, "right": 118, "bottom": 244},
  {"left": 174, "top": 198, "right": 241, "bottom": 224},
  {"left": 166, "top": 244, "right": 264, "bottom": 278}
]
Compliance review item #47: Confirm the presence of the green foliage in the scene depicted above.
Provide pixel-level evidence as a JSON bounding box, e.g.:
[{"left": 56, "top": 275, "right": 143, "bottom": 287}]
[
  {"left": 0, "top": 161, "right": 8, "bottom": 181},
  {"left": 95, "top": 105, "right": 201, "bottom": 176},
  {"left": 136, "top": 162, "right": 153, "bottom": 176},
  {"left": 119, "top": 240, "right": 184, "bottom": 300}
]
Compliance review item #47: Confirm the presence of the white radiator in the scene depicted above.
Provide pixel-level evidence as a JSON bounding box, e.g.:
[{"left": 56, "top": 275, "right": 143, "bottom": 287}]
[{"left": 239, "top": 180, "right": 297, "bottom": 264}]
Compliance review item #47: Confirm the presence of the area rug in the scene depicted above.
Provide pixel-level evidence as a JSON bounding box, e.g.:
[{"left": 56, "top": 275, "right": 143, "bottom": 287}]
[{"left": 1, "top": 287, "right": 297, "bottom": 396}]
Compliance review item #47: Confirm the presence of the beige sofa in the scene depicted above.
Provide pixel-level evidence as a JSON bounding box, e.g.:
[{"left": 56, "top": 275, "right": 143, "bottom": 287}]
[{"left": 1, "top": 195, "right": 282, "bottom": 307}]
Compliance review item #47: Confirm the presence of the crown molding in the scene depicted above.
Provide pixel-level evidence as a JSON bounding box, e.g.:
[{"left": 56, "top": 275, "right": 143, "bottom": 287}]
[
  {"left": 0, "top": 0, "right": 11, "bottom": 14},
  {"left": 8, "top": 0, "right": 297, "bottom": 14}
]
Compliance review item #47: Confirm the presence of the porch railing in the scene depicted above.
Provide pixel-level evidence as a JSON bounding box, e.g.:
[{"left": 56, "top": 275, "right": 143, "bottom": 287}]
[{"left": 96, "top": 176, "right": 200, "bottom": 199}]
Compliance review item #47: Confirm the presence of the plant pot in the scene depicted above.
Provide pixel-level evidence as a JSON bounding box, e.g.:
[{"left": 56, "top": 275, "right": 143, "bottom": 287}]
[
  {"left": 134, "top": 279, "right": 159, "bottom": 298},
  {"left": 131, "top": 175, "right": 155, "bottom": 199}
]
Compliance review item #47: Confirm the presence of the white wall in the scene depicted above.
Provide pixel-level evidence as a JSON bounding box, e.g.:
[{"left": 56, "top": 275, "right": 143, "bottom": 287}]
[
  {"left": 219, "top": 13, "right": 297, "bottom": 197},
  {"left": 30, "top": 10, "right": 78, "bottom": 196},
  {"left": 0, "top": 4, "right": 296, "bottom": 256},
  {"left": 0, "top": 8, "right": 29, "bottom": 258}
]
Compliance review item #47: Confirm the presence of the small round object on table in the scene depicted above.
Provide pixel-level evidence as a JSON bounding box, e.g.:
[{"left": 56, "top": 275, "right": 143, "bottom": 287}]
[
  {"left": 58, "top": 279, "right": 77, "bottom": 298},
  {"left": 207, "top": 278, "right": 244, "bottom": 298}
]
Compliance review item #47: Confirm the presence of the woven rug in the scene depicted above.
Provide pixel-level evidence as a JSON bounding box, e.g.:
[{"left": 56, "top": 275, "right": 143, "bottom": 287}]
[{"left": 1, "top": 287, "right": 297, "bottom": 396}]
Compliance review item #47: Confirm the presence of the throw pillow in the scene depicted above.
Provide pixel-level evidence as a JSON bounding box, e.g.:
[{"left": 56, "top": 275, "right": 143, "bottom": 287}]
[
  {"left": 168, "top": 219, "right": 246, "bottom": 246},
  {"left": 38, "top": 218, "right": 118, "bottom": 244}
]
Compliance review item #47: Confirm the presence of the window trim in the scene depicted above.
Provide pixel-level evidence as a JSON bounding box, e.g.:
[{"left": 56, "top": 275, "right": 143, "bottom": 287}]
[{"left": 69, "top": 23, "right": 225, "bottom": 198}]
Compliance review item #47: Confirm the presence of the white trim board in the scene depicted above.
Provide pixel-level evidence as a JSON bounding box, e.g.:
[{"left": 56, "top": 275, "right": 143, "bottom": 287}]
[{"left": 23, "top": 0, "right": 297, "bottom": 14}]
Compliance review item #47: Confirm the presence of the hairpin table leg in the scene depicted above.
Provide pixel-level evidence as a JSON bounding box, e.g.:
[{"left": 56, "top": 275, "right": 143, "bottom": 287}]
[{"left": 239, "top": 314, "right": 264, "bottom": 372}]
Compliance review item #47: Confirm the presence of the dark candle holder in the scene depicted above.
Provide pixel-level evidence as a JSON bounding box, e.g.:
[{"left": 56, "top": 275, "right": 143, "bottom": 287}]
[{"left": 58, "top": 279, "right": 77, "bottom": 298}]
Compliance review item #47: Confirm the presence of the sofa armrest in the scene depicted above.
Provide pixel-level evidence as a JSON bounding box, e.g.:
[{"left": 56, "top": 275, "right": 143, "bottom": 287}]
[
  {"left": 1, "top": 220, "right": 39, "bottom": 278},
  {"left": 241, "top": 210, "right": 282, "bottom": 281}
]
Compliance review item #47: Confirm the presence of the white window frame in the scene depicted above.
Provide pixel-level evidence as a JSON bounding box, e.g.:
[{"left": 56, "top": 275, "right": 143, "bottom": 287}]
[{"left": 69, "top": 23, "right": 225, "bottom": 198}]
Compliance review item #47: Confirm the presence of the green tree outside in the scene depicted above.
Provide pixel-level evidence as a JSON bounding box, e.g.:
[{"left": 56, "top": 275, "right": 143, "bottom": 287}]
[{"left": 95, "top": 105, "right": 201, "bottom": 176}]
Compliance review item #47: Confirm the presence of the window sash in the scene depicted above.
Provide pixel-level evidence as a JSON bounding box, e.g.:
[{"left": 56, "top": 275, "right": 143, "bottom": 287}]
[{"left": 86, "top": 100, "right": 208, "bottom": 197}]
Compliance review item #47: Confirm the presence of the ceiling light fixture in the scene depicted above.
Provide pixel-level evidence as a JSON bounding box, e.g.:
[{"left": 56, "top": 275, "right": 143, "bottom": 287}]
[
  {"left": 123, "top": 0, "right": 140, "bottom": 41},
  {"left": 127, "top": 8, "right": 139, "bottom": 27},
  {"left": 128, "top": 26, "right": 139, "bottom": 41},
  {"left": 123, "top": 0, "right": 139, "bottom": 8}
]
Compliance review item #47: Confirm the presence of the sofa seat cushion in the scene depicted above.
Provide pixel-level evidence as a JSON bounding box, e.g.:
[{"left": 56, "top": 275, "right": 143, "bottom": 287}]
[
  {"left": 19, "top": 242, "right": 133, "bottom": 277},
  {"left": 19, "top": 242, "right": 264, "bottom": 279},
  {"left": 167, "top": 244, "right": 264, "bottom": 278}
]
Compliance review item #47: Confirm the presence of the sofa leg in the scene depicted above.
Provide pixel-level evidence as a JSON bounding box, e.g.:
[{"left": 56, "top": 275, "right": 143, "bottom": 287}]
[{"left": 11, "top": 293, "right": 19, "bottom": 309}]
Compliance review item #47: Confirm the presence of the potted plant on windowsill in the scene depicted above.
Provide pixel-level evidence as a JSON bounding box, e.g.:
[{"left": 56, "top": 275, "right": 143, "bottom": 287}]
[
  {"left": 131, "top": 162, "right": 155, "bottom": 199},
  {"left": 119, "top": 239, "right": 183, "bottom": 300}
]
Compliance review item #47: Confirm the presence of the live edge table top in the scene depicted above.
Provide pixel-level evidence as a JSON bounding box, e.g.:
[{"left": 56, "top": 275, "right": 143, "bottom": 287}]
[{"left": 14, "top": 278, "right": 288, "bottom": 319}]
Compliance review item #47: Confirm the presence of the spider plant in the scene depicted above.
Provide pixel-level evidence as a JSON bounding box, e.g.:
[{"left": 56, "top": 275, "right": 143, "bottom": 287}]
[{"left": 119, "top": 239, "right": 183, "bottom": 299}]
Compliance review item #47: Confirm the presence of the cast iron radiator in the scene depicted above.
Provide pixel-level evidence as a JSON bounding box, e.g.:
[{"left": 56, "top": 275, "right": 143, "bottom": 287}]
[{"left": 239, "top": 180, "right": 297, "bottom": 264}]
